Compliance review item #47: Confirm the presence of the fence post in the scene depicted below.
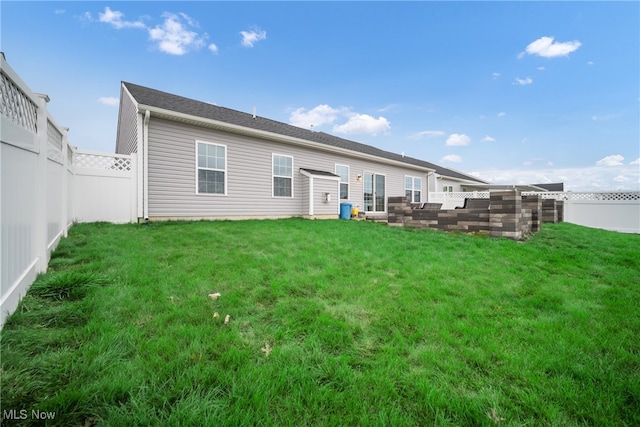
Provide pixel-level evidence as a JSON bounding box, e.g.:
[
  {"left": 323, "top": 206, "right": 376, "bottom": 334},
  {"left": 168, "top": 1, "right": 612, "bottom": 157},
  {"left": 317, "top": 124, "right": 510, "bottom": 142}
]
[
  {"left": 60, "top": 127, "right": 69, "bottom": 237},
  {"left": 34, "top": 93, "right": 50, "bottom": 273},
  {"left": 130, "top": 152, "right": 138, "bottom": 223}
]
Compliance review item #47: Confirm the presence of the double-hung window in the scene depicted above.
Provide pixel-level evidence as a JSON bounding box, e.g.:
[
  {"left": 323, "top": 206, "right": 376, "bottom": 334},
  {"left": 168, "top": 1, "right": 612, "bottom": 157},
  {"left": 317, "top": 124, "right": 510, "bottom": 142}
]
[
  {"left": 405, "top": 176, "right": 422, "bottom": 203},
  {"left": 196, "top": 141, "right": 226, "bottom": 195},
  {"left": 335, "top": 164, "right": 350, "bottom": 200},
  {"left": 273, "top": 154, "right": 293, "bottom": 197}
]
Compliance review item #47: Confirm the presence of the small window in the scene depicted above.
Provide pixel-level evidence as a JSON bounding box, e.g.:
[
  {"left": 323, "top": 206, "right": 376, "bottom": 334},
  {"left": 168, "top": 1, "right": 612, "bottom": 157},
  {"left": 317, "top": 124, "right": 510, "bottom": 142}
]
[
  {"left": 336, "top": 164, "right": 350, "bottom": 200},
  {"left": 443, "top": 185, "right": 454, "bottom": 192},
  {"left": 196, "top": 141, "right": 226, "bottom": 195},
  {"left": 405, "top": 175, "right": 422, "bottom": 203},
  {"left": 273, "top": 154, "right": 293, "bottom": 197}
]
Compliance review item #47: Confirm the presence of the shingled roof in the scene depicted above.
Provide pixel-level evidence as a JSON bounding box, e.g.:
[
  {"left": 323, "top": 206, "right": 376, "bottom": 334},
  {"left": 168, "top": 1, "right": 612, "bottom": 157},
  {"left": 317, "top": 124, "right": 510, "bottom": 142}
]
[{"left": 122, "top": 82, "right": 487, "bottom": 184}]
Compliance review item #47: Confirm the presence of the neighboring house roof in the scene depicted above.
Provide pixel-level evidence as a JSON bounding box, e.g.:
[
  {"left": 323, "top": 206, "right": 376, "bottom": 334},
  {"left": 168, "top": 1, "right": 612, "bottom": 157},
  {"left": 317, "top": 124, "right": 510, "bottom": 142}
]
[
  {"left": 433, "top": 166, "right": 489, "bottom": 184},
  {"left": 122, "top": 82, "right": 487, "bottom": 184},
  {"left": 533, "top": 182, "right": 564, "bottom": 192},
  {"left": 462, "top": 183, "right": 550, "bottom": 192}
]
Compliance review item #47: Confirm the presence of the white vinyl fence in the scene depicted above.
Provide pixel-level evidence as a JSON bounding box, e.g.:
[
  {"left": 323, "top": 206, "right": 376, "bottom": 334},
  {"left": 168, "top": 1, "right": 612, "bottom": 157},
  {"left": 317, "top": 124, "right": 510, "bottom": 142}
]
[
  {"left": 1, "top": 55, "right": 136, "bottom": 326},
  {"left": 429, "top": 191, "right": 640, "bottom": 233},
  {"left": 74, "top": 150, "right": 137, "bottom": 223}
]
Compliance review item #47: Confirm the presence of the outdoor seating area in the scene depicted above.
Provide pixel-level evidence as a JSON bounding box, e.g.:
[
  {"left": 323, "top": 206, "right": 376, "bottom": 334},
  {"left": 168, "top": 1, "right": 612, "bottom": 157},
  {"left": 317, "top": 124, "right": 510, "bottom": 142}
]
[
  {"left": 388, "top": 190, "right": 563, "bottom": 240},
  {"left": 454, "top": 198, "right": 491, "bottom": 210}
]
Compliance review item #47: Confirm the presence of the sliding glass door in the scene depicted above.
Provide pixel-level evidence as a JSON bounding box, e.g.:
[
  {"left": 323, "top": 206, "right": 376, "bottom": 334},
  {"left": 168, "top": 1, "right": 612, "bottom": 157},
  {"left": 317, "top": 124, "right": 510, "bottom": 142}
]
[{"left": 363, "top": 173, "right": 385, "bottom": 212}]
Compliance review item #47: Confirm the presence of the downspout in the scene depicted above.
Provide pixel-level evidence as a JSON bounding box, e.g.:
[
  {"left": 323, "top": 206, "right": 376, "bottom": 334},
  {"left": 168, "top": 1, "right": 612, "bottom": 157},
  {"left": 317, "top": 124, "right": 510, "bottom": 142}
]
[
  {"left": 308, "top": 176, "right": 314, "bottom": 216},
  {"left": 143, "top": 110, "right": 150, "bottom": 221},
  {"left": 426, "top": 171, "right": 435, "bottom": 202}
]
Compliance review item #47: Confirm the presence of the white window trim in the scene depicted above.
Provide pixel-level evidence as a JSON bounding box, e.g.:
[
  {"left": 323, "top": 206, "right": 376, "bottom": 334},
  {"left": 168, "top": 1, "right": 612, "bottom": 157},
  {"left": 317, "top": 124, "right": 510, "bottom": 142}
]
[
  {"left": 195, "top": 140, "right": 227, "bottom": 196},
  {"left": 363, "top": 172, "right": 387, "bottom": 213},
  {"left": 272, "top": 153, "right": 294, "bottom": 198},
  {"left": 405, "top": 175, "right": 422, "bottom": 203},
  {"left": 335, "top": 163, "right": 350, "bottom": 200}
]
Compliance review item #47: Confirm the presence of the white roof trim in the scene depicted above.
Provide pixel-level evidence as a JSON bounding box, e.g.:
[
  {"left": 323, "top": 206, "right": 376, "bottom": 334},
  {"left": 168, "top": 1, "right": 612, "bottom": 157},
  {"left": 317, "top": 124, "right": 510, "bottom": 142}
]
[{"left": 299, "top": 169, "right": 341, "bottom": 181}]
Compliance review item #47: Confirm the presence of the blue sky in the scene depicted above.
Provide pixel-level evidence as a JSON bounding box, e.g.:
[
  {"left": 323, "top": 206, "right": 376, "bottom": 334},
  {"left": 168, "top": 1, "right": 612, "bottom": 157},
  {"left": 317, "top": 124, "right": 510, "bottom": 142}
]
[{"left": 2, "top": 1, "right": 639, "bottom": 191}]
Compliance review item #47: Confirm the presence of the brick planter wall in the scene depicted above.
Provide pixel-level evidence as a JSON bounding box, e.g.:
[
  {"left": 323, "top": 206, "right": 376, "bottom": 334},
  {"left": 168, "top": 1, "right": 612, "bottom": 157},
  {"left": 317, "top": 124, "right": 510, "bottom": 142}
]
[
  {"left": 389, "top": 197, "right": 491, "bottom": 232},
  {"left": 556, "top": 201, "right": 564, "bottom": 222},
  {"left": 490, "top": 190, "right": 524, "bottom": 240},
  {"left": 387, "top": 190, "right": 555, "bottom": 240},
  {"left": 522, "top": 195, "right": 542, "bottom": 232},
  {"left": 542, "top": 199, "right": 558, "bottom": 223}
]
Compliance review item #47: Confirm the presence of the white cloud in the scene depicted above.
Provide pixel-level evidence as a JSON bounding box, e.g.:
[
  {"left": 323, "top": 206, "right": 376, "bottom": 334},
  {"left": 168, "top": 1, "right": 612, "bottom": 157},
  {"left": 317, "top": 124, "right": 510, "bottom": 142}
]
[
  {"left": 497, "top": 112, "right": 506, "bottom": 118},
  {"left": 149, "top": 12, "right": 206, "bottom": 55},
  {"left": 98, "top": 96, "right": 119, "bottom": 106},
  {"left": 537, "top": 66, "right": 545, "bottom": 71},
  {"left": 613, "top": 175, "right": 629, "bottom": 183},
  {"left": 80, "top": 11, "right": 93, "bottom": 24},
  {"left": 514, "top": 77, "right": 533, "bottom": 86},
  {"left": 333, "top": 114, "right": 390, "bottom": 136},
  {"left": 520, "top": 36, "right": 582, "bottom": 58},
  {"left": 377, "top": 104, "right": 400, "bottom": 113},
  {"left": 445, "top": 133, "right": 471, "bottom": 146},
  {"left": 492, "top": 72, "right": 500, "bottom": 80},
  {"left": 630, "top": 158, "right": 640, "bottom": 165},
  {"left": 587, "top": 61, "right": 595, "bottom": 66},
  {"left": 240, "top": 26, "right": 266, "bottom": 47},
  {"left": 409, "top": 130, "right": 445, "bottom": 140},
  {"left": 290, "top": 105, "right": 390, "bottom": 136},
  {"left": 95, "top": 8, "right": 217, "bottom": 56},
  {"left": 481, "top": 135, "right": 496, "bottom": 143},
  {"left": 441, "top": 154, "right": 462, "bottom": 163},
  {"left": 55, "top": 9, "right": 65, "bottom": 15},
  {"left": 289, "top": 104, "right": 345, "bottom": 129},
  {"left": 596, "top": 155, "right": 624, "bottom": 166},
  {"left": 99, "top": 6, "right": 145, "bottom": 29}
]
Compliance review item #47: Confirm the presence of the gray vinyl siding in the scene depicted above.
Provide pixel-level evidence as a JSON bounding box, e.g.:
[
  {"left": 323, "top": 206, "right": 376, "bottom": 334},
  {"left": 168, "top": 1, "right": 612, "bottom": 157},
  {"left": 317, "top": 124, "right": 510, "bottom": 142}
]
[
  {"left": 147, "top": 118, "right": 427, "bottom": 218},
  {"left": 301, "top": 177, "right": 310, "bottom": 215},
  {"left": 115, "top": 87, "right": 139, "bottom": 155},
  {"left": 313, "top": 178, "right": 339, "bottom": 215}
]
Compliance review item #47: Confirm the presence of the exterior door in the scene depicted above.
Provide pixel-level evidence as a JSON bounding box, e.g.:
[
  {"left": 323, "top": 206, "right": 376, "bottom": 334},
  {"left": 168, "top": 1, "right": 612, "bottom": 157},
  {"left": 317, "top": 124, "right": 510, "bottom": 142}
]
[{"left": 363, "top": 173, "right": 385, "bottom": 212}]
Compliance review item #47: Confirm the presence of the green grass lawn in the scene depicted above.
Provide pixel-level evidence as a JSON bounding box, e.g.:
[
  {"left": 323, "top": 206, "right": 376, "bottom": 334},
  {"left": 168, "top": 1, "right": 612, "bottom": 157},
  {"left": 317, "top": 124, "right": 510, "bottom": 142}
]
[{"left": 1, "top": 219, "right": 639, "bottom": 426}]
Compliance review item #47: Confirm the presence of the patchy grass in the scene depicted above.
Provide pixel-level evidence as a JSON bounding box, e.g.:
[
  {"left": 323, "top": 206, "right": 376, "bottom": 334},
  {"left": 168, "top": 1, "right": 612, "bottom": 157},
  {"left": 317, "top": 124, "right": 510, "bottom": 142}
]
[{"left": 1, "top": 219, "right": 639, "bottom": 426}]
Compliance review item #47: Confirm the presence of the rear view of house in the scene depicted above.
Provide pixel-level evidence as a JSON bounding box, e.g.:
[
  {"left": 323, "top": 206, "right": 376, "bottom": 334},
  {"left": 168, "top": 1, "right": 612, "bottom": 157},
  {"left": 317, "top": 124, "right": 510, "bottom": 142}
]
[{"left": 115, "top": 82, "right": 484, "bottom": 221}]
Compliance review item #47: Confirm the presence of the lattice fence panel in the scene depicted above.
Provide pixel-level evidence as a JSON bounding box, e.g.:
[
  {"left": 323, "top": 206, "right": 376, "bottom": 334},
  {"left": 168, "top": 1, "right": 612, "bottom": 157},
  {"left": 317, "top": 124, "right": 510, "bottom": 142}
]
[
  {"left": 571, "top": 192, "right": 640, "bottom": 201},
  {"left": 0, "top": 72, "right": 37, "bottom": 133},
  {"left": 47, "top": 147, "right": 64, "bottom": 163},
  {"left": 47, "top": 120, "right": 63, "bottom": 149},
  {"left": 521, "top": 191, "right": 639, "bottom": 201},
  {"left": 75, "top": 153, "right": 132, "bottom": 171},
  {"left": 522, "top": 191, "right": 569, "bottom": 200},
  {"left": 446, "top": 191, "right": 490, "bottom": 200}
]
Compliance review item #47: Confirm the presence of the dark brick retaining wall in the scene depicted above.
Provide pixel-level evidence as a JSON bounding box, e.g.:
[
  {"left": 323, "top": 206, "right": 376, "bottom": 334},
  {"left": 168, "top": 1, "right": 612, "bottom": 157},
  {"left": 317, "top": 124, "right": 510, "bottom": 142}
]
[{"left": 388, "top": 190, "right": 561, "bottom": 240}]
